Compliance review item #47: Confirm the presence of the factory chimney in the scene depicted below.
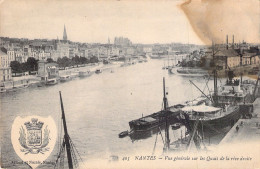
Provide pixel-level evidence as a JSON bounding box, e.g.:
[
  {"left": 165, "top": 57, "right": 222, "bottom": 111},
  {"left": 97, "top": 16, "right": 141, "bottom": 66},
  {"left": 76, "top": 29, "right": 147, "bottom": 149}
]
[{"left": 226, "top": 35, "right": 228, "bottom": 50}]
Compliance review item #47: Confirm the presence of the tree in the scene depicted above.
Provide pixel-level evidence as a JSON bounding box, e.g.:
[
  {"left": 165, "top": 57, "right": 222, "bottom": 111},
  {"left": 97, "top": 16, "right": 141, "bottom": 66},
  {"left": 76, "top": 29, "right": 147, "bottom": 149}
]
[
  {"left": 89, "top": 56, "right": 99, "bottom": 63},
  {"left": 27, "top": 57, "right": 38, "bottom": 71},
  {"left": 70, "top": 59, "right": 76, "bottom": 67},
  {"left": 21, "top": 62, "right": 29, "bottom": 72},
  {"left": 57, "top": 57, "right": 62, "bottom": 66},
  {"left": 10, "top": 61, "right": 21, "bottom": 75},
  {"left": 71, "top": 55, "right": 81, "bottom": 67},
  {"left": 57, "top": 56, "right": 70, "bottom": 68},
  {"left": 200, "top": 57, "right": 206, "bottom": 68},
  {"left": 79, "top": 56, "right": 87, "bottom": 64}
]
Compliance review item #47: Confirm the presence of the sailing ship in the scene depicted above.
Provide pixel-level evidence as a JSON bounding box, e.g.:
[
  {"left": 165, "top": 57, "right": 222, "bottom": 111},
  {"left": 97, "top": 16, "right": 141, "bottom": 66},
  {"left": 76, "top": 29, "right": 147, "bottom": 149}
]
[
  {"left": 162, "top": 55, "right": 175, "bottom": 70},
  {"left": 54, "top": 92, "right": 84, "bottom": 169}
]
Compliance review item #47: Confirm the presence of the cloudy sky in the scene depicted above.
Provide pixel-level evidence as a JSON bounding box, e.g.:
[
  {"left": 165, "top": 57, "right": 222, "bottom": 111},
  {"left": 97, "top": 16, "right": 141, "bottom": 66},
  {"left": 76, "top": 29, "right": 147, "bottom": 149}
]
[{"left": 0, "top": 0, "right": 203, "bottom": 44}]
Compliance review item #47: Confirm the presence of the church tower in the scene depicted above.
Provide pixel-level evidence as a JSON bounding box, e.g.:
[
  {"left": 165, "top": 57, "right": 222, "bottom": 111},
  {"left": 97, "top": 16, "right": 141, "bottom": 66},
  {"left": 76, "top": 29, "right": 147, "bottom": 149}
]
[{"left": 63, "top": 25, "right": 68, "bottom": 41}]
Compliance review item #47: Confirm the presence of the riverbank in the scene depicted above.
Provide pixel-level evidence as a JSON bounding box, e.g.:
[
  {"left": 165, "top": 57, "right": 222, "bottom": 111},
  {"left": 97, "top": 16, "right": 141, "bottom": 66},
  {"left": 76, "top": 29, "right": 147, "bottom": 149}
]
[
  {"left": 0, "top": 61, "right": 126, "bottom": 93},
  {"left": 206, "top": 65, "right": 259, "bottom": 78}
]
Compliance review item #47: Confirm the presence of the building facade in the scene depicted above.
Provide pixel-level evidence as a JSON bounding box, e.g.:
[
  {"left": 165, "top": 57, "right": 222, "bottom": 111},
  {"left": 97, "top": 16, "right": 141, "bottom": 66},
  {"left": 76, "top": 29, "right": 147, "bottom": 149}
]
[
  {"left": 38, "top": 60, "right": 59, "bottom": 81},
  {"left": 1, "top": 47, "right": 15, "bottom": 68},
  {"left": 0, "top": 67, "right": 12, "bottom": 82}
]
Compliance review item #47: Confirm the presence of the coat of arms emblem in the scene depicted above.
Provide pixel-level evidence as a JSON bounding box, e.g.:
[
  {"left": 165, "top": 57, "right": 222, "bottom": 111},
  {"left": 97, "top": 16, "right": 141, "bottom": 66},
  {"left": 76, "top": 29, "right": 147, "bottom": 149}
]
[
  {"left": 11, "top": 115, "right": 57, "bottom": 169},
  {"left": 19, "top": 118, "right": 50, "bottom": 154}
]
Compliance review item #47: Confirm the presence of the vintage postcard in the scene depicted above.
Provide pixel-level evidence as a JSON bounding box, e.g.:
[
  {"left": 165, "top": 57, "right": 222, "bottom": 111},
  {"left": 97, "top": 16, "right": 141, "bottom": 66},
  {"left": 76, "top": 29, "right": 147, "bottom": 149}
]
[{"left": 0, "top": 0, "right": 260, "bottom": 168}]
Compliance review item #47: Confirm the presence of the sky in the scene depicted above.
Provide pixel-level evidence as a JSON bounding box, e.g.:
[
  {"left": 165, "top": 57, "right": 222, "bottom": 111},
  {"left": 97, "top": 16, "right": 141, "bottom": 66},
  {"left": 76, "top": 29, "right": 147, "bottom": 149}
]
[{"left": 0, "top": 0, "right": 204, "bottom": 44}]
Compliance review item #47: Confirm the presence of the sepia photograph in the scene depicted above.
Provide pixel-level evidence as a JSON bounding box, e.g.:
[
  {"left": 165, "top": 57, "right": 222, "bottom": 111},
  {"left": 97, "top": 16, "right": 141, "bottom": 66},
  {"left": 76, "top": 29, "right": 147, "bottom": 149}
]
[{"left": 0, "top": 0, "right": 260, "bottom": 168}]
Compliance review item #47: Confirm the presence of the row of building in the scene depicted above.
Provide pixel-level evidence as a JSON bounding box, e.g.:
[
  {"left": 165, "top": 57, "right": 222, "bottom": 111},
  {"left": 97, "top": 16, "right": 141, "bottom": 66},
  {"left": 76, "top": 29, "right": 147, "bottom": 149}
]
[
  {"left": 0, "top": 25, "right": 196, "bottom": 71},
  {"left": 0, "top": 25, "right": 174, "bottom": 83},
  {"left": 209, "top": 36, "right": 260, "bottom": 69}
]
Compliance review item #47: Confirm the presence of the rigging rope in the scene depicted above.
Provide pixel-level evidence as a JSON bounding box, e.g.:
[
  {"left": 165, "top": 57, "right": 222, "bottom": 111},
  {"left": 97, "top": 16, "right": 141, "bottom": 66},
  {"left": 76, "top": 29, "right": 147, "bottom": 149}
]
[
  {"left": 153, "top": 110, "right": 163, "bottom": 156},
  {"left": 202, "top": 76, "right": 210, "bottom": 94},
  {"left": 158, "top": 127, "right": 165, "bottom": 145},
  {"left": 161, "top": 100, "right": 164, "bottom": 111},
  {"left": 70, "top": 140, "right": 79, "bottom": 168},
  {"left": 54, "top": 138, "right": 65, "bottom": 169},
  {"left": 200, "top": 121, "right": 207, "bottom": 150},
  {"left": 68, "top": 135, "right": 87, "bottom": 169},
  {"left": 58, "top": 115, "right": 63, "bottom": 159},
  {"left": 152, "top": 131, "right": 159, "bottom": 155}
]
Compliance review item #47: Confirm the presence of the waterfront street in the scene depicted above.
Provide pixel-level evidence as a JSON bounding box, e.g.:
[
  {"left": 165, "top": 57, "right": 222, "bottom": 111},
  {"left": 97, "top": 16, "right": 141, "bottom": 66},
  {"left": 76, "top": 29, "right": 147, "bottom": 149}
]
[{"left": 220, "top": 98, "right": 260, "bottom": 145}]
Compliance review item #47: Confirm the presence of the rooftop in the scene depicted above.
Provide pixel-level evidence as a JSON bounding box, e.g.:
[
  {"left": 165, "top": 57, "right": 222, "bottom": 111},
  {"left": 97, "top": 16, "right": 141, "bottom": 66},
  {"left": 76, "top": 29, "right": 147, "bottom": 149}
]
[
  {"left": 215, "top": 49, "right": 240, "bottom": 57},
  {"left": 0, "top": 47, "right": 7, "bottom": 55}
]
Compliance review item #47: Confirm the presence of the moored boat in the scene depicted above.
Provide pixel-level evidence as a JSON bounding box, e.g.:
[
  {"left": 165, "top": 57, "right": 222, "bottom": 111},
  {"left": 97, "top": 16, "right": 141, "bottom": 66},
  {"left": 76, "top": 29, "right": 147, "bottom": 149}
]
[
  {"left": 129, "top": 78, "right": 182, "bottom": 133},
  {"left": 168, "top": 66, "right": 177, "bottom": 74},
  {"left": 13, "top": 84, "right": 29, "bottom": 89},
  {"left": 181, "top": 104, "right": 240, "bottom": 133},
  {"left": 118, "top": 130, "right": 129, "bottom": 138},
  {"left": 45, "top": 78, "right": 58, "bottom": 85},
  {"left": 60, "top": 75, "right": 71, "bottom": 82},
  {"left": 95, "top": 69, "right": 102, "bottom": 74},
  {"left": 120, "top": 63, "right": 131, "bottom": 67},
  {"left": 181, "top": 69, "right": 244, "bottom": 134},
  {"left": 129, "top": 108, "right": 181, "bottom": 132},
  {"left": 172, "top": 67, "right": 209, "bottom": 77},
  {"left": 79, "top": 70, "right": 92, "bottom": 78}
]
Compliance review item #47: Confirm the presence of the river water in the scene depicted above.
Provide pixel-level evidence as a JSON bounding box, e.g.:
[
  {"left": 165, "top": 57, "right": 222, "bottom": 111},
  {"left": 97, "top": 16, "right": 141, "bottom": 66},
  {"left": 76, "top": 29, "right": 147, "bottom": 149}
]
[{"left": 1, "top": 59, "right": 224, "bottom": 168}]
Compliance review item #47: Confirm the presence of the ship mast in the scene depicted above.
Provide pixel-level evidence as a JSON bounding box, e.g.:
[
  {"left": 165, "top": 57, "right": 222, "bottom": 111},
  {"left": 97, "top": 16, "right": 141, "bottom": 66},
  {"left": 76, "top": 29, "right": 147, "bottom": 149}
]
[
  {"left": 59, "top": 91, "right": 74, "bottom": 169},
  {"left": 163, "top": 77, "right": 168, "bottom": 110},
  {"left": 212, "top": 41, "right": 218, "bottom": 105},
  {"left": 163, "top": 77, "right": 170, "bottom": 151},
  {"left": 253, "top": 72, "right": 260, "bottom": 100}
]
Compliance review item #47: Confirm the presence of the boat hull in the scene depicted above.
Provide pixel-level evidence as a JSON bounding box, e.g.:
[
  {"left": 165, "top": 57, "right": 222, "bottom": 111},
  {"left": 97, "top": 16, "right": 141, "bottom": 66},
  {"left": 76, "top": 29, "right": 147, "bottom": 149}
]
[
  {"left": 172, "top": 67, "right": 209, "bottom": 77},
  {"left": 46, "top": 82, "right": 57, "bottom": 85},
  {"left": 79, "top": 71, "right": 93, "bottom": 78},
  {"left": 129, "top": 110, "right": 180, "bottom": 132},
  {"left": 188, "top": 106, "right": 240, "bottom": 133},
  {"left": 45, "top": 78, "right": 58, "bottom": 85},
  {"left": 95, "top": 69, "right": 102, "bottom": 74},
  {"left": 60, "top": 76, "right": 71, "bottom": 82}
]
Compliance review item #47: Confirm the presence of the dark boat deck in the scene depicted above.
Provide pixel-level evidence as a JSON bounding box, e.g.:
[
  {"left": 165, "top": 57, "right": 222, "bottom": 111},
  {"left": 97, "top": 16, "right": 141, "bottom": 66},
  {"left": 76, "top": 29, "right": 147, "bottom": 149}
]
[{"left": 129, "top": 105, "right": 182, "bottom": 132}]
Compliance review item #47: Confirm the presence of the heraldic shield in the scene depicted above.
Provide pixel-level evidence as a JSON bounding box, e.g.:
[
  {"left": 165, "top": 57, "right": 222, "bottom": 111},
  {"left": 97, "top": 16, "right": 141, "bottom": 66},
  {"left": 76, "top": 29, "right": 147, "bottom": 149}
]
[{"left": 11, "top": 116, "right": 57, "bottom": 169}]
